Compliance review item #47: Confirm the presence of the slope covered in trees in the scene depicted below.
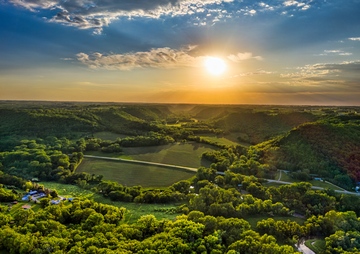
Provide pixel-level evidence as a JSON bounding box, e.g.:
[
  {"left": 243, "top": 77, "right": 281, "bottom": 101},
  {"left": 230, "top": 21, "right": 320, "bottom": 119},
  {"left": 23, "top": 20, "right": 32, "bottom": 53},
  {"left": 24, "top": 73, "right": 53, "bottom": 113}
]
[
  {"left": 209, "top": 112, "right": 318, "bottom": 144},
  {"left": 261, "top": 115, "right": 360, "bottom": 188},
  {"left": 0, "top": 106, "right": 168, "bottom": 137}
]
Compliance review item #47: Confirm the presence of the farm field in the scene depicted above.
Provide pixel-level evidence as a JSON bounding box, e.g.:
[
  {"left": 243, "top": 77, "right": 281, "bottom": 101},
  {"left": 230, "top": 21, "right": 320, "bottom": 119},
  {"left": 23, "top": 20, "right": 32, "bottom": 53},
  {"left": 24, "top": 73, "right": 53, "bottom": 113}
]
[
  {"left": 200, "top": 132, "right": 252, "bottom": 147},
  {"left": 85, "top": 142, "right": 216, "bottom": 168},
  {"left": 93, "top": 131, "right": 131, "bottom": 140},
  {"left": 76, "top": 158, "right": 196, "bottom": 188},
  {"left": 41, "top": 182, "right": 182, "bottom": 223}
]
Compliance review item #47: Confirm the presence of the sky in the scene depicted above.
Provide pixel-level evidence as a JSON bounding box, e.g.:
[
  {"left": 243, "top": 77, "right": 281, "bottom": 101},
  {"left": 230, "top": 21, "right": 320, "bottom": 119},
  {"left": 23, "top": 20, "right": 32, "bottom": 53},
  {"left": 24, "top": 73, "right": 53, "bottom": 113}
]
[{"left": 1, "top": 0, "right": 360, "bottom": 105}]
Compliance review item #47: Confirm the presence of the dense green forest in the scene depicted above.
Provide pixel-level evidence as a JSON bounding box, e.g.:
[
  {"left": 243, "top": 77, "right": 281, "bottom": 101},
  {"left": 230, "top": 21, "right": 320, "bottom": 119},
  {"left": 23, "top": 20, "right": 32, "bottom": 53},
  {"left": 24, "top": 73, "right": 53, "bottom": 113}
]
[{"left": 1, "top": 101, "right": 360, "bottom": 253}]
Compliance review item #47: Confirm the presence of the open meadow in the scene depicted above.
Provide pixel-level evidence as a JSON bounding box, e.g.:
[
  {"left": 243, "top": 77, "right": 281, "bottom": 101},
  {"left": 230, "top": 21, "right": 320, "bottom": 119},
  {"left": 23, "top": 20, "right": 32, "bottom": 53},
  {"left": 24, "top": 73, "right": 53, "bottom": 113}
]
[
  {"left": 41, "top": 181, "right": 182, "bottom": 223},
  {"left": 199, "top": 132, "right": 251, "bottom": 147},
  {"left": 85, "top": 142, "right": 216, "bottom": 168},
  {"left": 93, "top": 131, "right": 131, "bottom": 140},
  {"left": 76, "top": 158, "right": 196, "bottom": 188}
]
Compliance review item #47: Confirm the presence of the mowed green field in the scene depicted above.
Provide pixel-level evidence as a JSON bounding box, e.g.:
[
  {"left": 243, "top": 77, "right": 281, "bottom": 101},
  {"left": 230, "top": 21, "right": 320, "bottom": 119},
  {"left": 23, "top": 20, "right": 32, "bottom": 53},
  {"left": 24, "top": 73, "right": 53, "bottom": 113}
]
[
  {"left": 76, "top": 158, "right": 196, "bottom": 188},
  {"left": 200, "top": 132, "right": 251, "bottom": 147},
  {"left": 41, "top": 181, "right": 182, "bottom": 223},
  {"left": 85, "top": 142, "right": 216, "bottom": 168},
  {"left": 93, "top": 131, "right": 131, "bottom": 140}
]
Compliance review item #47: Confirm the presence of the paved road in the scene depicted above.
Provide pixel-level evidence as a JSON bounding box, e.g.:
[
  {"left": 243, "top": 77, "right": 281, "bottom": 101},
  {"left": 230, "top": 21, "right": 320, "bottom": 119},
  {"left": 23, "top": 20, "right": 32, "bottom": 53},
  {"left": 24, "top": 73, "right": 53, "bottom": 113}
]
[
  {"left": 267, "top": 179, "right": 360, "bottom": 196},
  {"left": 82, "top": 155, "right": 358, "bottom": 195},
  {"left": 83, "top": 155, "right": 203, "bottom": 173}
]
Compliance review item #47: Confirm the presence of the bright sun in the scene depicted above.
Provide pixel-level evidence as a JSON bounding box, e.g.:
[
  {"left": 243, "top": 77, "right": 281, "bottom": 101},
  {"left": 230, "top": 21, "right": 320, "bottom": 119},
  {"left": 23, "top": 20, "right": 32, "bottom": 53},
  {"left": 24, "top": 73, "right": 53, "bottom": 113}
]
[{"left": 205, "top": 57, "right": 226, "bottom": 75}]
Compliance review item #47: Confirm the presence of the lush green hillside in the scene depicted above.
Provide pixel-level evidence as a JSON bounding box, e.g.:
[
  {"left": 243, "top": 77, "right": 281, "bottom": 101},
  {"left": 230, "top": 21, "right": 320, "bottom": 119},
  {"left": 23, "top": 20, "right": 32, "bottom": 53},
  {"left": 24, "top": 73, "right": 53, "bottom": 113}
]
[
  {"left": 0, "top": 106, "right": 168, "bottom": 137},
  {"left": 210, "top": 112, "right": 318, "bottom": 144},
  {"left": 261, "top": 115, "right": 360, "bottom": 188}
]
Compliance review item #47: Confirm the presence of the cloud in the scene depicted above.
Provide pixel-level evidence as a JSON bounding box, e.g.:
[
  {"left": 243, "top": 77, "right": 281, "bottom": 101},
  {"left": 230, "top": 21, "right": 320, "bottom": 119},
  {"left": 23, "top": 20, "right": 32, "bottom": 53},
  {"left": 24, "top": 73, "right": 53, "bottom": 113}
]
[
  {"left": 8, "top": 0, "right": 235, "bottom": 32},
  {"left": 227, "top": 52, "right": 263, "bottom": 62},
  {"left": 322, "top": 50, "right": 352, "bottom": 56},
  {"left": 349, "top": 37, "right": 360, "bottom": 41},
  {"left": 76, "top": 45, "right": 207, "bottom": 70},
  {"left": 281, "top": 61, "right": 360, "bottom": 85},
  {"left": 60, "top": 58, "right": 74, "bottom": 61}
]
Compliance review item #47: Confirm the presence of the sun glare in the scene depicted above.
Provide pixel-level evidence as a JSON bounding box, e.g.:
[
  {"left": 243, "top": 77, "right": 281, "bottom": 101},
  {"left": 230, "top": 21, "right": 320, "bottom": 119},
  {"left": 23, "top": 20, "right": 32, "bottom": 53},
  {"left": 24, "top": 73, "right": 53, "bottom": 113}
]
[{"left": 205, "top": 57, "right": 226, "bottom": 75}]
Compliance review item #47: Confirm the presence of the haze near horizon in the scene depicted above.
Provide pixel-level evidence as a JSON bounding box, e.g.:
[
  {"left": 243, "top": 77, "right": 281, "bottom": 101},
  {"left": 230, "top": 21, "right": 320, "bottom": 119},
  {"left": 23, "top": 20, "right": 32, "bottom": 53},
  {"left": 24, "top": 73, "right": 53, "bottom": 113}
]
[{"left": 1, "top": 0, "right": 360, "bottom": 105}]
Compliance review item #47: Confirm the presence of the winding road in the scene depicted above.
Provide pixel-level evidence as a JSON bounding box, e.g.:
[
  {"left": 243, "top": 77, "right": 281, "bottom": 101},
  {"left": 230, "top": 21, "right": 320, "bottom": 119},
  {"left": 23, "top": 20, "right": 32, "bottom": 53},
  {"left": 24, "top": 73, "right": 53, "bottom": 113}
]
[{"left": 82, "top": 155, "right": 359, "bottom": 196}]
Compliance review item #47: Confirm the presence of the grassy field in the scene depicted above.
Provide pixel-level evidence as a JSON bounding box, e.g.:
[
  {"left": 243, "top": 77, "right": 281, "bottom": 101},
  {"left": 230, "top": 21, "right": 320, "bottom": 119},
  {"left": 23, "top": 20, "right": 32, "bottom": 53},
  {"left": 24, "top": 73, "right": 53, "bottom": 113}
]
[
  {"left": 0, "top": 199, "right": 42, "bottom": 216},
  {"left": 280, "top": 172, "right": 345, "bottom": 191},
  {"left": 76, "top": 158, "right": 196, "bottom": 188},
  {"left": 41, "top": 182, "right": 182, "bottom": 223},
  {"left": 305, "top": 238, "right": 326, "bottom": 254},
  {"left": 245, "top": 215, "right": 305, "bottom": 230},
  {"left": 199, "top": 132, "right": 251, "bottom": 147},
  {"left": 93, "top": 131, "right": 131, "bottom": 140},
  {"left": 85, "top": 142, "right": 216, "bottom": 168}
]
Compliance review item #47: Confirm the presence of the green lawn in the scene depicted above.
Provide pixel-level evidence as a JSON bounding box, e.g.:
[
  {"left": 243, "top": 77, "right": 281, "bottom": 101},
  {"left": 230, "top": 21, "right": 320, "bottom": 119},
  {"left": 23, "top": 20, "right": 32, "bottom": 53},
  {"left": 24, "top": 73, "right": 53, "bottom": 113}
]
[
  {"left": 93, "top": 131, "right": 131, "bottom": 141},
  {"left": 76, "top": 158, "right": 196, "bottom": 188},
  {"left": 199, "top": 132, "right": 251, "bottom": 147},
  {"left": 305, "top": 239, "right": 326, "bottom": 254},
  {"left": 40, "top": 182, "right": 182, "bottom": 223},
  {"left": 280, "top": 172, "right": 345, "bottom": 191},
  {"left": 85, "top": 142, "right": 216, "bottom": 168},
  {"left": 245, "top": 214, "right": 305, "bottom": 230}
]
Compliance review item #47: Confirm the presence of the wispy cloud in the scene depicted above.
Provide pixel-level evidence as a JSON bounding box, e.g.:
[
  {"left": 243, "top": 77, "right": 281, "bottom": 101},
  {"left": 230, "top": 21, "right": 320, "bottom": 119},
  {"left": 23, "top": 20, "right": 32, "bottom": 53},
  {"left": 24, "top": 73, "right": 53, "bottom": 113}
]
[
  {"left": 8, "top": 0, "right": 235, "bottom": 33},
  {"left": 227, "top": 52, "right": 263, "bottom": 62},
  {"left": 76, "top": 45, "right": 207, "bottom": 70},
  {"left": 281, "top": 61, "right": 360, "bottom": 85},
  {"left": 349, "top": 37, "right": 360, "bottom": 41}
]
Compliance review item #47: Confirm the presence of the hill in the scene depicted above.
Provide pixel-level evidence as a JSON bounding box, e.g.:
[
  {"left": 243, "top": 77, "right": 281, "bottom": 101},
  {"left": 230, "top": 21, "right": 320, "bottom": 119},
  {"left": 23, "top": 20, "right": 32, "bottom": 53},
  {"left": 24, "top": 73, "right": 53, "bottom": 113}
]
[
  {"left": 260, "top": 115, "right": 360, "bottom": 187},
  {"left": 210, "top": 112, "right": 318, "bottom": 144},
  {"left": 0, "top": 106, "right": 168, "bottom": 137}
]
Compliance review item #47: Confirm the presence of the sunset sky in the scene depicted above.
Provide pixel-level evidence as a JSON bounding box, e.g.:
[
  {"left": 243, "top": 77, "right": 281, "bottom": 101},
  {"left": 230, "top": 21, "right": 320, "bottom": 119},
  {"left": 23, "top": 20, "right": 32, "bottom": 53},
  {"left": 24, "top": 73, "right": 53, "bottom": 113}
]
[{"left": 1, "top": 0, "right": 360, "bottom": 105}]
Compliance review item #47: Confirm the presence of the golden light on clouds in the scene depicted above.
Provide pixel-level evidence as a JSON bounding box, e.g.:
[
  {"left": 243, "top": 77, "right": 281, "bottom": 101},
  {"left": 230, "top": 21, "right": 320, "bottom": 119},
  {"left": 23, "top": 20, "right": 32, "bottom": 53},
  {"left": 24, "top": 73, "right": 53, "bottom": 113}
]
[{"left": 205, "top": 57, "right": 226, "bottom": 75}]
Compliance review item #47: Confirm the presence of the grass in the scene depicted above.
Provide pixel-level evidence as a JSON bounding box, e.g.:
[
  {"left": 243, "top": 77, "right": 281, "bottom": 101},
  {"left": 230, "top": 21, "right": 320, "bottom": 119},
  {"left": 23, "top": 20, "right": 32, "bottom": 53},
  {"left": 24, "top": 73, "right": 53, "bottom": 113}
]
[
  {"left": 1, "top": 199, "right": 42, "bottom": 216},
  {"left": 40, "top": 182, "right": 181, "bottom": 223},
  {"left": 76, "top": 158, "right": 196, "bottom": 188},
  {"left": 93, "top": 131, "right": 130, "bottom": 141},
  {"left": 199, "top": 132, "right": 251, "bottom": 147},
  {"left": 85, "top": 142, "right": 216, "bottom": 168},
  {"left": 305, "top": 239, "right": 326, "bottom": 254},
  {"left": 245, "top": 214, "right": 306, "bottom": 230},
  {"left": 280, "top": 172, "right": 344, "bottom": 191}
]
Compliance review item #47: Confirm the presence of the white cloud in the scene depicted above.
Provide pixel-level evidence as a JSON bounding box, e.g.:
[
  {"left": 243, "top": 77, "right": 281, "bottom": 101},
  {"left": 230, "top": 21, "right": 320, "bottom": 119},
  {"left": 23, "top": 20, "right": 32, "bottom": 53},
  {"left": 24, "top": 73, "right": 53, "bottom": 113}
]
[
  {"left": 283, "top": 0, "right": 299, "bottom": 7},
  {"left": 339, "top": 53, "right": 353, "bottom": 56},
  {"left": 76, "top": 45, "right": 208, "bottom": 70},
  {"left": 60, "top": 58, "right": 74, "bottom": 60},
  {"left": 8, "top": 0, "right": 235, "bottom": 32},
  {"left": 324, "top": 50, "right": 342, "bottom": 53},
  {"left": 349, "top": 37, "right": 360, "bottom": 41},
  {"left": 227, "top": 52, "right": 263, "bottom": 62}
]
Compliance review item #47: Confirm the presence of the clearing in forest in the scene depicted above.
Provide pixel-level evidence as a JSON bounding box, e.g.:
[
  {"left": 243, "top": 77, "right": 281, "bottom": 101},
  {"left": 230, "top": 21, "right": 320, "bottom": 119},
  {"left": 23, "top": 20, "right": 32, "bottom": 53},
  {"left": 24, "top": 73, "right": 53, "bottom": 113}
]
[
  {"left": 85, "top": 142, "right": 216, "bottom": 168},
  {"left": 76, "top": 158, "right": 196, "bottom": 188}
]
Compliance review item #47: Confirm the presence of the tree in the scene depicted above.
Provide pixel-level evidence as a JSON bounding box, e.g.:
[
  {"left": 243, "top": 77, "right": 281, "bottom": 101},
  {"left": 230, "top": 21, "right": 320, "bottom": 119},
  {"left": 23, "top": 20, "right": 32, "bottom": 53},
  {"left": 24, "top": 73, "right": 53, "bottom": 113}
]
[{"left": 50, "top": 190, "right": 58, "bottom": 198}]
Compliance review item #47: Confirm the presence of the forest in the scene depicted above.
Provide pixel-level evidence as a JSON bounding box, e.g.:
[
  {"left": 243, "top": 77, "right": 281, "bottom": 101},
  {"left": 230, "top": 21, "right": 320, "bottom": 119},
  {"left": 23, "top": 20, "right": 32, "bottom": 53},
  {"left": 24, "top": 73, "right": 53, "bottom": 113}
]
[{"left": 1, "top": 101, "right": 360, "bottom": 253}]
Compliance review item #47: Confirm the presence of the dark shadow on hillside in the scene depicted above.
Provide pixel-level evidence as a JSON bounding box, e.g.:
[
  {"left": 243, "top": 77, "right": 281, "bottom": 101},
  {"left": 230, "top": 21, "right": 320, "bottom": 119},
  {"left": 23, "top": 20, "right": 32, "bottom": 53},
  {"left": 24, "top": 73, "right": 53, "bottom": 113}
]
[{"left": 201, "top": 157, "right": 212, "bottom": 168}]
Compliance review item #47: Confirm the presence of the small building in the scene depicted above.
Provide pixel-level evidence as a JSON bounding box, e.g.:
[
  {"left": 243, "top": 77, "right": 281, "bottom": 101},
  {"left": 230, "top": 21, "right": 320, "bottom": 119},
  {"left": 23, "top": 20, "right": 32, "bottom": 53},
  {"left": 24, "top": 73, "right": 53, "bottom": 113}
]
[
  {"left": 22, "top": 205, "right": 31, "bottom": 210},
  {"left": 28, "top": 191, "right": 38, "bottom": 195},
  {"left": 12, "top": 201, "right": 18, "bottom": 204},
  {"left": 51, "top": 200, "right": 61, "bottom": 205},
  {"left": 314, "top": 178, "right": 322, "bottom": 181},
  {"left": 68, "top": 198, "right": 73, "bottom": 202}
]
